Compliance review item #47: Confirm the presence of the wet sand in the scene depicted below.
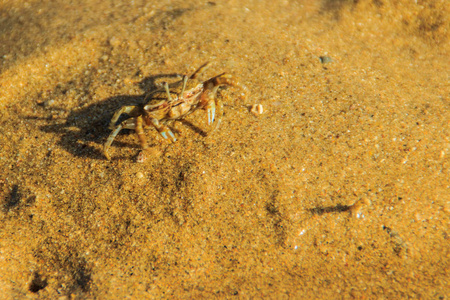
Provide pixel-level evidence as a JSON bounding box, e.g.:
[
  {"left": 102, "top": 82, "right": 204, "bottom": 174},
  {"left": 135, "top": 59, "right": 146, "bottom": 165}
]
[{"left": 0, "top": 0, "right": 449, "bottom": 298}]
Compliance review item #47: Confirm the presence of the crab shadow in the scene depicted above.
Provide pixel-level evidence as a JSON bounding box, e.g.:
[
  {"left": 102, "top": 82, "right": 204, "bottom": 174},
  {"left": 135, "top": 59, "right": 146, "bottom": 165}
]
[{"left": 37, "top": 73, "right": 206, "bottom": 160}]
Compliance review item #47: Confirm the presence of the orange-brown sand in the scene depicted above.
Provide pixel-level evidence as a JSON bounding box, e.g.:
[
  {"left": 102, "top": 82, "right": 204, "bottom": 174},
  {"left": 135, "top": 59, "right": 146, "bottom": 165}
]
[{"left": 0, "top": 0, "right": 448, "bottom": 298}]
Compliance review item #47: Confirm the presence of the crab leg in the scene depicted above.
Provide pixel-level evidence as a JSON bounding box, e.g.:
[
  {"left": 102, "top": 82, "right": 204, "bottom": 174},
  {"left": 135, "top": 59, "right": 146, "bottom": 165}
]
[
  {"left": 163, "top": 82, "right": 172, "bottom": 102},
  {"left": 149, "top": 118, "right": 176, "bottom": 142},
  {"left": 104, "top": 117, "right": 137, "bottom": 160},
  {"left": 205, "top": 73, "right": 249, "bottom": 97},
  {"left": 211, "top": 96, "right": 223, "bottom": 132},
  {"left": 190, "top": 62, "right": 210, "bottom": 79},
  {"left": 180, "top": 75, "right": 188, "bottom": 97},
  {"left": 135, "top": 116, "right": 148, "bottom": 150},
  {"left": 108, "top": 105, "right": 139, "bottom": 129},
  {"left": 206, "top": 73, "right": 235, "bottom": 87},
  {"left": 206, "top": 99, "right": 216, "bottom": 125},
  {"left": 202, "top": 73, "right": 234, "bottom": 128}
]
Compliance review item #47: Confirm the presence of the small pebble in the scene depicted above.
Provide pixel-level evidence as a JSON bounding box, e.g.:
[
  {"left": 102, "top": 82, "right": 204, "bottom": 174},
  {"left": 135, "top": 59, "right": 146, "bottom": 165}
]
[
  {"left": 250, "top": 104, "right": 263, "bottom": 115},
  {"left": 349, "top": 197, "right": 371, "bottom": 218},
  {"left": 137, "top": 151, "right": 147, "bottom": 163},
  {"left": 319, "top": 56, "right": 333, "bottom": 64},
  {"left": 136, "top": 172, "right": 144, "bottom": 179},
  {"left": 43, "top": 99, "right": 55, "bottom": 107}
]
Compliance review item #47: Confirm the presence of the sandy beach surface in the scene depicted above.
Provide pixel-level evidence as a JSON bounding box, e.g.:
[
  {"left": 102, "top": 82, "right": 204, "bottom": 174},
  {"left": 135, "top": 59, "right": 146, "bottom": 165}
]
[{"left": 0, "top": 0, "right": 449, "bottom": 298}]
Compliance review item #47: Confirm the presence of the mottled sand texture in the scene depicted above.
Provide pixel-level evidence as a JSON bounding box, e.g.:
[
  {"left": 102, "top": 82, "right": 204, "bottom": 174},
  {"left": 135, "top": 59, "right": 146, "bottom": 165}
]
[{"left": 0, "top": 0, "right": 449, "bottom": 298}]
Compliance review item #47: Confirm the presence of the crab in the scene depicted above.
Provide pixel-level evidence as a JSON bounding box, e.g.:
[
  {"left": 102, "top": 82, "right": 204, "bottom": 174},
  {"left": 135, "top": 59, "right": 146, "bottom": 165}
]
[{"left": 103, "top": 63, "right": 241, "bottom": 160}]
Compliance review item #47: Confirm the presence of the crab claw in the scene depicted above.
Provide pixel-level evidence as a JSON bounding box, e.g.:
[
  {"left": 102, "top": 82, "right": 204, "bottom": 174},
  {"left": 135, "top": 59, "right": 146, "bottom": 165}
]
[
  {"left": 206, "top": 100, "right": 216, "bottom": 125},
  {"left": 149, "top": 118, "right": 177, "bottom": 142},
  {"left": 160, "top": 129, "right": 177, "bottom": 142},
  {"left": 168, "top": 130, "right": 177, "bottom": 141}
]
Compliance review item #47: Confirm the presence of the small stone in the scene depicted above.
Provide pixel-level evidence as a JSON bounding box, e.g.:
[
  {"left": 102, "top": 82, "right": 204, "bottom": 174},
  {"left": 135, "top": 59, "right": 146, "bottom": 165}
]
[
  {"left": 43, "top": 99, "right": 55, "bottom": 107},
  {"left": 250, "top": 104, "right": 263, "bottom": 115},
  {"left": 349, "top": 198, "right": 371, "bottom": 218},
  {"left": 319, "top": 56, "right": 333, "bottom": 64},
  {"left": 137, "top": 151, "right": 147, "bottom": 163}
]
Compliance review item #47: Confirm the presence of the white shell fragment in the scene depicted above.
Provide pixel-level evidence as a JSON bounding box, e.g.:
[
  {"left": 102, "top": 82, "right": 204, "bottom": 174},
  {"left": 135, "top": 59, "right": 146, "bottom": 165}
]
[{"left": 251, "top": 104, "right": 263, "bottom": 115}]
